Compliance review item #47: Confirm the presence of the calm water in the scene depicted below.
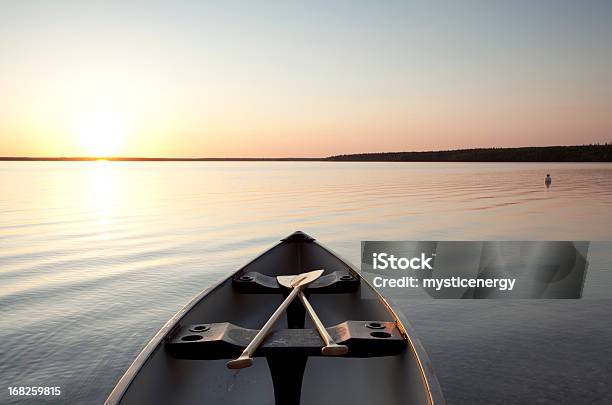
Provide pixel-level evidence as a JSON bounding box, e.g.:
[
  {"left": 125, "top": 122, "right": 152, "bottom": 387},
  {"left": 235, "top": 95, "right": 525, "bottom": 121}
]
[{"left": 1, "top": 162, "right": 611, "bottom": 404}]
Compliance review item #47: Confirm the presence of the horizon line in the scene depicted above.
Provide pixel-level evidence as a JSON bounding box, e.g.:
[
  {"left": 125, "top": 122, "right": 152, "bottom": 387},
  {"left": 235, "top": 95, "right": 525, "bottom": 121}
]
[{"left": 0, "top": 143, "right": 610, "bottom": 162}]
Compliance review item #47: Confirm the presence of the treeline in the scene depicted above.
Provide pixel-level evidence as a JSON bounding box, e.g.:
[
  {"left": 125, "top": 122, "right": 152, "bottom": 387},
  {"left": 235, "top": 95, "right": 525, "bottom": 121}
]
[
  {"left": 326, "top": 144, "right": 612, "bottom": 162},
  {"left": 2, "top": 144, "right": 611, "bottom": 162}
]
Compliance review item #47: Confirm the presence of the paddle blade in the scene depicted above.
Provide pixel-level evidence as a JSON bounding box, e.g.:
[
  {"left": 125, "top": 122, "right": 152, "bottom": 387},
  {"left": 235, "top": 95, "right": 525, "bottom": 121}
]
[
  {"left": 276, "top": 275, "right": 295, "bottom": 288},
  {"left": 277, "top": 269, "right": 324, "bottom": 289},
  {"left": 292, "top": 269, "right": 324, "bottom": 287}
]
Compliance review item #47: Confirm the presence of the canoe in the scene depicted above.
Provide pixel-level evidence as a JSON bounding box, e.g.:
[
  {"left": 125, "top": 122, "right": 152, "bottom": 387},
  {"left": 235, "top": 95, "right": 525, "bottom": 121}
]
[{"left": 105, "top": 231, "right": 444, "bottom": 405}]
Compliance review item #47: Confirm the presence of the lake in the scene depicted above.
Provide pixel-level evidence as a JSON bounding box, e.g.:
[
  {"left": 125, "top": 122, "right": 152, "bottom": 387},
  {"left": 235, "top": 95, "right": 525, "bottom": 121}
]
[{"left": 1, "top": 161, "right": 611, "bottom": 404}]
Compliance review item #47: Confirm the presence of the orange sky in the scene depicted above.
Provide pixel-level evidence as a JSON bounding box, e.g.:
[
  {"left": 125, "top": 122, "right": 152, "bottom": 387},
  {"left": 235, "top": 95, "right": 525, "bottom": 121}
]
[{"left": 1, "top": 2, "right": 611, "bottom": 158}]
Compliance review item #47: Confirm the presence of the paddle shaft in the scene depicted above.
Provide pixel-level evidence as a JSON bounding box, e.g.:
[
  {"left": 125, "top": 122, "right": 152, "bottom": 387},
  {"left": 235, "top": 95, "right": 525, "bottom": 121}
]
[
  {"left": 227, "top": 284, "right": 302, "bottom": 369},
  {"left": 297, "top": 291, "right": 348, "bottom": 355}
]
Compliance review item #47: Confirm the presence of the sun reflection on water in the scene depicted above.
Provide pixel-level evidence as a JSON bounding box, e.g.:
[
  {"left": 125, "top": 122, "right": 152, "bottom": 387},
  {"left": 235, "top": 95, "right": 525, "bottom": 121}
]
[{"left": 88, "top": 161, "right": 119, "bottom": 229}]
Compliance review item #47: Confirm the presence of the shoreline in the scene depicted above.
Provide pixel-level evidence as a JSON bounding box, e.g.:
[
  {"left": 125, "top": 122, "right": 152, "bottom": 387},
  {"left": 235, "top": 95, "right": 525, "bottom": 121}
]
[{"left": 1, "top": 144, "right": 610, "bottom": 162}]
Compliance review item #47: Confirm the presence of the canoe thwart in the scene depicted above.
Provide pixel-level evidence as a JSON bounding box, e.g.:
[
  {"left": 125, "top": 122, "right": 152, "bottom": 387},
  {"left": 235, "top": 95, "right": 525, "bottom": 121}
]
[
  {"left": 166, "top": 320, "right": 404, "bottom": 360},
  {"left": 232, "top": 270, "right": 359, "bottom": 294}
]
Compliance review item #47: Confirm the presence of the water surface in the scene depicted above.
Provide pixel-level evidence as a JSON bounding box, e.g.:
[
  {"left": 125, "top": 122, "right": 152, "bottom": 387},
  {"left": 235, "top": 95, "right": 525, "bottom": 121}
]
[{"left": 1, "top": 162, "right": 611, "bottom": 404}]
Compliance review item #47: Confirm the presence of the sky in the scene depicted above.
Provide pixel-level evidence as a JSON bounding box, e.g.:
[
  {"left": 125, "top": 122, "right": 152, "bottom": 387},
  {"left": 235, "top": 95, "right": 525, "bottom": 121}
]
[{"left": 0, "top": 1, "right": 611, "bottom": 158}]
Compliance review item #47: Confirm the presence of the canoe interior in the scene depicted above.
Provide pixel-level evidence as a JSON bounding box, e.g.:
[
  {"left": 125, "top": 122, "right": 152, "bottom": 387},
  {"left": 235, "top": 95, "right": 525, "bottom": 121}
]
[{"left": 114, "top": 235, "right": 434, "bottom": 405}]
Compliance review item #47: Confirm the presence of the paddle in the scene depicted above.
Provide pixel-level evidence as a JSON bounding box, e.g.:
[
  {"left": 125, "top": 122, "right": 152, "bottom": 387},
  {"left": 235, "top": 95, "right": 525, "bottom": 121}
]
[
  {"left": 277, "top": 274, "right": 349, "bottom": 356},
  {"left": 226, "top": 269, "right": 324, "bottom": 369}
]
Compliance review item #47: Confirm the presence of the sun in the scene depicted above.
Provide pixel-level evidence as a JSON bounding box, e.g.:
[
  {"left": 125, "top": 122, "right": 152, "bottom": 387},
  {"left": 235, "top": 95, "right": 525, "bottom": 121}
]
[{"left": 74, "top": 112, "right": 126, "bottom": 156}]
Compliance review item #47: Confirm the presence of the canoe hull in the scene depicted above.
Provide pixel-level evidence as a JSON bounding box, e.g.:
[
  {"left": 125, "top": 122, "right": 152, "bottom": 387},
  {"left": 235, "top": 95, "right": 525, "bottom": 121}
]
[{"left": 106, "top": 232, "right": 444, "bottom": 405}]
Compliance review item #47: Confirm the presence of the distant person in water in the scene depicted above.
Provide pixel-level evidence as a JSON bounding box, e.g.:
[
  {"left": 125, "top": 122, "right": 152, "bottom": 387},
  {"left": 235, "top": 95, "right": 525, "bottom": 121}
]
[{"left": 545, "top": 174, "right": 552, "bottom": 187}]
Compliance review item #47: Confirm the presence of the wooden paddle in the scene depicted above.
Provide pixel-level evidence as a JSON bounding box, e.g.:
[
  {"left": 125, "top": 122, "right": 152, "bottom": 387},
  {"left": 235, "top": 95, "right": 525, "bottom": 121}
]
[
  {"left": 226, "top": 269, "right": 324, "bottom": 369},
  {"left": 277, "top": 274, "right": 349, "bottom": 356}
]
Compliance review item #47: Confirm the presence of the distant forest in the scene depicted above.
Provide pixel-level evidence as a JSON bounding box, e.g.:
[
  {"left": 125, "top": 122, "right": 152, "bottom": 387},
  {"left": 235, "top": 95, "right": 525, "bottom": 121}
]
[
  {"left": 326, "top": 144, "right": 612, "bottom": 162},
  {"left": 1, "top": 144, "right": 611, "bottom": 162}
]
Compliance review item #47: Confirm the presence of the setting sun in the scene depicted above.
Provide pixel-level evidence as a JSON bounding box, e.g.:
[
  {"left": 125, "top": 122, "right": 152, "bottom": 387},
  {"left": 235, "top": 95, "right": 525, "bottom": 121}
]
[{"left": 74, "top": 112, "right": 126, "bottom": 156}]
